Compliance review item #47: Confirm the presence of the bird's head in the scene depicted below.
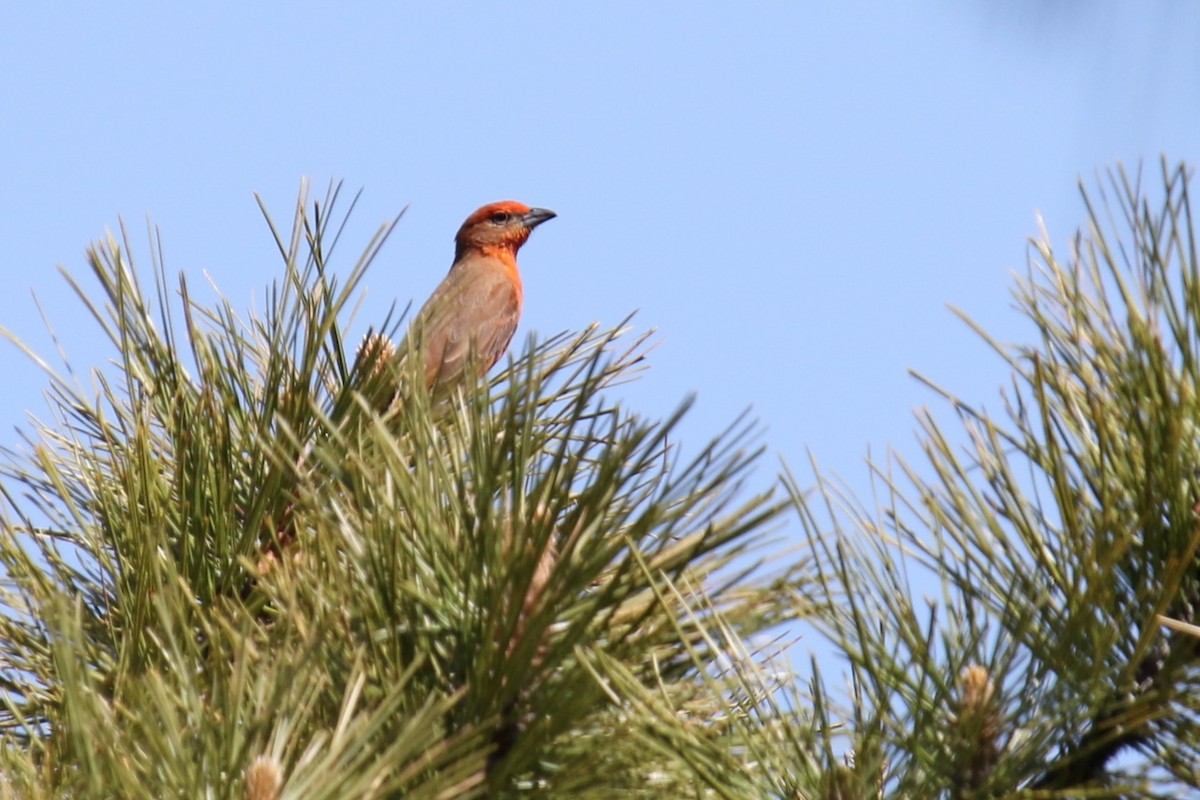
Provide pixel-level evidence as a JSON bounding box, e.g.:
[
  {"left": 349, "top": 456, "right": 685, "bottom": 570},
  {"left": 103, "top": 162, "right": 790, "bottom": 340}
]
[{"left": 454, "top": 200, "right": 556, "bottom": 259}]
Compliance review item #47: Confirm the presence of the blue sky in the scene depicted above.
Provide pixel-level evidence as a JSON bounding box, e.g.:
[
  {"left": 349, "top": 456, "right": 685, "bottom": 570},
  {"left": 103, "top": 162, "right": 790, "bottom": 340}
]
[{"left": 3, "top": 3, "right": 1198, "bottom": 557}]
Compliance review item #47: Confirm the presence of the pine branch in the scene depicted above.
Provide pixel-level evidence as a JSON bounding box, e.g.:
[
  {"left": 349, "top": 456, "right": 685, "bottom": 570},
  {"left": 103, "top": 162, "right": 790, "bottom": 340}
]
[
  {"left": 0, "top": 183, "right": 802, "bottom": 797},
  {"left": 790, "top": 159, "right": 1200, "bottom": 797},
  {"left": 1036, "top": 579, "right": 1200, "bottom": 791}
]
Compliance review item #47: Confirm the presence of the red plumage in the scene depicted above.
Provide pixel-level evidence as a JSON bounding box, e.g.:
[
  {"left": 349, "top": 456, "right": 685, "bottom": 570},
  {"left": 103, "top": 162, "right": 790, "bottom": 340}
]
[{"left": 404, "top": 201, "right": 556, "bottom": 393}]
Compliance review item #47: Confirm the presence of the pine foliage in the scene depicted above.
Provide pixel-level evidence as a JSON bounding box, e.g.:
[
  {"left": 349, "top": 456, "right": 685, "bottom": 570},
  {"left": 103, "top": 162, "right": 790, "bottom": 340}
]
[
  {"left": 3, "top": 162, "right": 1200, "bottom": 798},
  {"left": 0, "top": 184, "right": 793, "bottom": 798},
  {"left": 793, "top": 160, "right": 1200, "bottom": 797}
]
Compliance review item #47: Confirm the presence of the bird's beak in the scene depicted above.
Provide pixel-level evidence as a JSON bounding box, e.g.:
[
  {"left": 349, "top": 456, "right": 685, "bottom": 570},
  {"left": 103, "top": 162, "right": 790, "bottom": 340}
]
[{"left": 524, "top": 208, "right": 557, "bottom": 229}]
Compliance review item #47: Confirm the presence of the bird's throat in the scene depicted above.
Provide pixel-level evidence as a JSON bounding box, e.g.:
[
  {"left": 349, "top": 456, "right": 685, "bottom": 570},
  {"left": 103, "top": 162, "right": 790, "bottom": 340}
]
[{"left": 476, "top": 244, "right": 523, "bottom": 286}]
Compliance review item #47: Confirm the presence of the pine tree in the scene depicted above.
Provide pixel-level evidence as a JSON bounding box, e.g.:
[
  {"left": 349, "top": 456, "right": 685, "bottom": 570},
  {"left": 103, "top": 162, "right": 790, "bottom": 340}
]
[
  {"left": 0, "top": 184, "right": 792, "bottom": 798},
  {"left": 2, "top": 162, "right": 1200, "bottom": 798},
  {"left": 791, "top": 159, "right": 1200, "bottom": 798}
]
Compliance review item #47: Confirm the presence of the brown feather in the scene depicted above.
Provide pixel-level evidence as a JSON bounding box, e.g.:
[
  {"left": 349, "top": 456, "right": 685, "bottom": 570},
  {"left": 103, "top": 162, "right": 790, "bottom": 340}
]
[{"left": 398, "top": 200, "right": 552, "bottom": 398}]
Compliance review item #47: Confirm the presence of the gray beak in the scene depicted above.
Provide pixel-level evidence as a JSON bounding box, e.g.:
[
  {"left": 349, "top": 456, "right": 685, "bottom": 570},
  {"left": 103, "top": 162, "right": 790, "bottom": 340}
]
[{"left": 524, "top": 207, "right": 557, "bottom": 228}]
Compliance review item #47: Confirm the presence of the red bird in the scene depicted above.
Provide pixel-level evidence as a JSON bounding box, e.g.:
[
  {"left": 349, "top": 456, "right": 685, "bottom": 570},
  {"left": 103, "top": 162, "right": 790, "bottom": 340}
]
[{"left": 402, "top": 200, "right": 556, "bottom": 396}]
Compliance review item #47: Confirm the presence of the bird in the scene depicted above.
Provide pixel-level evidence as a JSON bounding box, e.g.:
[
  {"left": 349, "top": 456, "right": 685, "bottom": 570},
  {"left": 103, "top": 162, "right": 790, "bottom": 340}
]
[{"left": 398, "top": 200, "right": 556, "bottom": 398}]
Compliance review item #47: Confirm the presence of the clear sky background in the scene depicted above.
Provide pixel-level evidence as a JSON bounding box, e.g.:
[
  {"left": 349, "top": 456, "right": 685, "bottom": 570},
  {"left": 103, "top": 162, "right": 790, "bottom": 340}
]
[{"left": 3, "top": 4, "right": 1199, "bottom": 586}]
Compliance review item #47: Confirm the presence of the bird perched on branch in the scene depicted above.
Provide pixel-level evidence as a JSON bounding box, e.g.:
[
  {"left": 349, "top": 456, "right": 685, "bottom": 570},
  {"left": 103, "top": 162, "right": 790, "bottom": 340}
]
[{"left": 381, "top": 200, "right": 556, "bottom": 403}]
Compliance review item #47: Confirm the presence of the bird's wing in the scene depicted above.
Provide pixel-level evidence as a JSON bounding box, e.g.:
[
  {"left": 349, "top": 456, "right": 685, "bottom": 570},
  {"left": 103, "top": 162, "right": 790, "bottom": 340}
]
[
  {"left": 417, "top": 269, "right": 521, "bottom": 391},
  {"left": 472, "top": 283, "right": 521, "bottom": 370}
]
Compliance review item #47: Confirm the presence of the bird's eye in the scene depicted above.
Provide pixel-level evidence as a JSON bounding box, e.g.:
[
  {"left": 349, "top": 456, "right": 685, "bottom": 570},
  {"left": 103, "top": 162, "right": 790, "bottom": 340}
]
[{"left": 490, "top": 212, "right": 511, "bottom": 224}]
